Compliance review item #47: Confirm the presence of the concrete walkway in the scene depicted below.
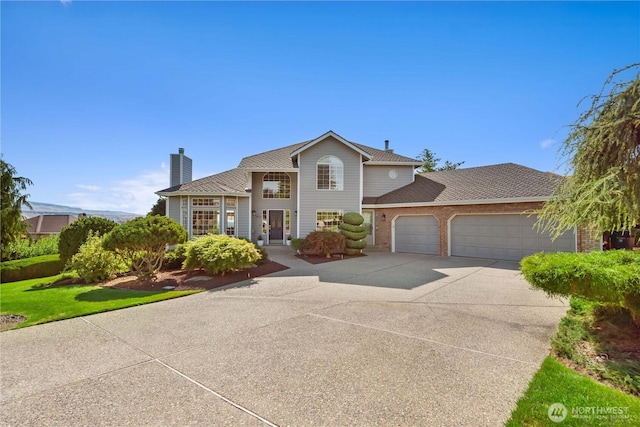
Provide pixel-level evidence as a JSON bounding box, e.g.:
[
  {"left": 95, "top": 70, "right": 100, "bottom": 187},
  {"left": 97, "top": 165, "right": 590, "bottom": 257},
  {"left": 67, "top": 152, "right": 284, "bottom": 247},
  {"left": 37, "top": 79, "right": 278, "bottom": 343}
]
[{"left": 1, "top": 246, "right": 568, "bottom": 426}]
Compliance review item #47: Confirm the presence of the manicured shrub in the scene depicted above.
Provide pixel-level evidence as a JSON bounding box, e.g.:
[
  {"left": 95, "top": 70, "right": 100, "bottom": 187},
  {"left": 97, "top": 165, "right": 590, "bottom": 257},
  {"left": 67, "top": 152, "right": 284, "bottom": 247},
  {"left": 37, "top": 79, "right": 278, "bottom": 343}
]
[
  {"left": 102, "top": 216, "right": 187, "bottom": 280},
  {"left": 291, "top": 238, "right": 305, "bottom": 253},
  {"left": 343, "top": 212, "right": 364, "bottom": 226},
  {"left": 346, "top": 239, "right": 367, "bottom": 250},
  {"left": 59, "top": 217, "right": 118, "bottom": 265},
  {"left": 239, "top": 237, "right": 269, "bottom": 265},
  {"left": 1, "top": 234, "right": 60, "bottom": 261},
  {"left": 0, "top": 254, "right": 64, "bottom": 283},
  {"left": 339, "top": 211, "right": 367, "bottom": 256},
  {"left": 303, "top": 231, "right": 346, "bottom": 258},
  {"left": 182, "top": 234, "right": 262, "bottom": 276},
  {"left": 69, "top": 233, "right": 128, "bottom": 283},
  {"left": 520, "top": 251, "right": 640, "bottom": 325},
  {"left": 162, "top": 245, "right": 188, "bottom": 271}
]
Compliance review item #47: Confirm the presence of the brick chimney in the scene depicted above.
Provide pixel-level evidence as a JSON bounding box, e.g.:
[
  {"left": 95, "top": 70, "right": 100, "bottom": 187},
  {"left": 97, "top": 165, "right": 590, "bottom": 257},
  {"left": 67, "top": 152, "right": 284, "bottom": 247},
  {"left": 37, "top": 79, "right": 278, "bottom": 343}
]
[{"left": 170, "top": 148, "right": 193, "bottom": 187}]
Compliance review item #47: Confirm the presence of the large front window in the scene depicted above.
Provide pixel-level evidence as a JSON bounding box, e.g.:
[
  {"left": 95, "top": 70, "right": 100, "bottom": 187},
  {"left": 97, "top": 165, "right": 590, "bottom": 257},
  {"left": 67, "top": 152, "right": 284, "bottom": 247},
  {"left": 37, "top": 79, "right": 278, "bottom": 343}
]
[
  {"left": 316, "top": 210, "right": 343, "bottom": 231},
  {"left": 192, "top": 198, "right": 221, "bottom": 236},
  {"left": 317, "top": 156, "right": 343, "bottom": 190},
  {"left": 192, "top": 210, "right": 220, "bottom": 236},
  {"left": 263, "top": 172, "right": 291, "bottom": 199}
]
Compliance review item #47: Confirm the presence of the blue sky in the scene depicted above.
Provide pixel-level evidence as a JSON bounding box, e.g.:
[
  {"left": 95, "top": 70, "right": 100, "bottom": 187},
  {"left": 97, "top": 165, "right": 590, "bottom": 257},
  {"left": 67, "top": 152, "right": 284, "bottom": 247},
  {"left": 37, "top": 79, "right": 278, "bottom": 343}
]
[{"left": 2, "top": 1, "right": 639, "bottom": 215}]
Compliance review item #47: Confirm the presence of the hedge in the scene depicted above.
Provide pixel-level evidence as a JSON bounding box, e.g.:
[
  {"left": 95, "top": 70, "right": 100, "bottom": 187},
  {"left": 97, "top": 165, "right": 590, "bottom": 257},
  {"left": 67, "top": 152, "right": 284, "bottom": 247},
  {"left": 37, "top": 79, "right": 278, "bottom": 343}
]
[
  {"left": 520, "top": 250, "right": 640, "bottom": 325},
  {"left": 0, "top": 254, "right": 65, "bottom": 283}
]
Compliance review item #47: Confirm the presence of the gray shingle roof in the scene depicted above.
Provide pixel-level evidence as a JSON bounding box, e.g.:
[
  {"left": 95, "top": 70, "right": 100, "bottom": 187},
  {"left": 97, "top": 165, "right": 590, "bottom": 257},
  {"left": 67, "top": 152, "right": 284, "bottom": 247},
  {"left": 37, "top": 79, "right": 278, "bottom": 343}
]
[
  {"left": 372, "top": 163, "right": 562, "bottom": 205},
  {"left": 237, "top": 133, "right": 420, "bottom": 169},
  {"left": 157, "top": 168, "right": 248, "bottom": 195},
  {"left": 237, "top": 142, "right": 308, "bottom": 169}
]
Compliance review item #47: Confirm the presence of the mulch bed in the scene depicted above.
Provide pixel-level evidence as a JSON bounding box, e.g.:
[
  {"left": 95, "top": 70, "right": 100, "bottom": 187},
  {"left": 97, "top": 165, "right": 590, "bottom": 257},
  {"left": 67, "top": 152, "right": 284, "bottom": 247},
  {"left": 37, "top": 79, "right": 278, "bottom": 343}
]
[
  {"left": 85, "top": 260, "right": 289, "bottom": 292},
  {"left": 295, "top": 253, "right": 367, "bottom": 265}
]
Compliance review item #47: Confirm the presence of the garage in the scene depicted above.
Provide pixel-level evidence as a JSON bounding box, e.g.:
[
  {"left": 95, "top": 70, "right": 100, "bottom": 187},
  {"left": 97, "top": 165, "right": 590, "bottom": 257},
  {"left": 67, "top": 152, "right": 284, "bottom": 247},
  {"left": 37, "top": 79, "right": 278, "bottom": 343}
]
[
  {"left": 394, "top": 215, "right": 439, "bottom": 255},
  {"left": 450, "top": 214, "right": 576, "bottom": 261}
]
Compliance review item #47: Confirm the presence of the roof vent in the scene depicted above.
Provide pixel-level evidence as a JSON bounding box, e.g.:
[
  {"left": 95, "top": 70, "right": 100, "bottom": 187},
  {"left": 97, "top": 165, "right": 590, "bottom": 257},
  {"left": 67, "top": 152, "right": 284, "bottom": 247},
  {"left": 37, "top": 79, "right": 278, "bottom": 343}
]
[{"left": 384, "top": 140, "right": 393, "bottom": 153}]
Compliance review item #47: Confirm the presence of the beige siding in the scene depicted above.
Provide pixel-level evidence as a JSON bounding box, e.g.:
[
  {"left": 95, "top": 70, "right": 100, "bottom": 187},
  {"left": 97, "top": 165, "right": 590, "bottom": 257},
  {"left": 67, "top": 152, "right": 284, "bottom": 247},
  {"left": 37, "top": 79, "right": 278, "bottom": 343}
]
[
  {"left": 363, "top": 165, "right": 414, "bottom": 197},
  {"left": 298, "top": 136, "right": 362, "bottom": 237}
]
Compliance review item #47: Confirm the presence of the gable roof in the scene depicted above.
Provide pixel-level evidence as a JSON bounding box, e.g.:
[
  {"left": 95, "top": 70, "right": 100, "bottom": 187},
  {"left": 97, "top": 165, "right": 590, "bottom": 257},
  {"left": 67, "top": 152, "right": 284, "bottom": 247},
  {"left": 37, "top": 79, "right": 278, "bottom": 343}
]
[
  {"left": 289, "top": 130, "right": 372, "bottom": 159},
  {"left": 370, "top": 163, "right": 562, "bottom": 206},
  {"left": 157, "top": 168, "right": 248, "bottom": 196},
  {"left": 238, "top": 131, "right": 421, "bottom": 170}
]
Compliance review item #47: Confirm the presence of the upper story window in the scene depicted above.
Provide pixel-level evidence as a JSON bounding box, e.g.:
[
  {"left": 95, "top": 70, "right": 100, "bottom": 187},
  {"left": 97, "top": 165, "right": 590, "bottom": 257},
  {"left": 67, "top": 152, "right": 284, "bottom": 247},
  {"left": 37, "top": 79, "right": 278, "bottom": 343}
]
[
  {"left": 263, "top": 172, "right": 291, "bottom": 199},
  {"left": 317, "top": 156, "right": 343, "bottom": 190}
]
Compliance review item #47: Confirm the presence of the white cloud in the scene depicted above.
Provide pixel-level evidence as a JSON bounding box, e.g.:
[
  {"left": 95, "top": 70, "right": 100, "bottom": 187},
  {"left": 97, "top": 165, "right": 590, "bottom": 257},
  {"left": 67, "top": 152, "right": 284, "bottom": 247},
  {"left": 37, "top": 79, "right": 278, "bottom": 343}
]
[
  {"left": 539, "top": 138, "right": 556, "bottom": 149},
  {"left": 75, "top": 184, "right": 101, "bottom": 192},
  {"left": 66, "top": 164, "right": 169, "bottom": 215}
]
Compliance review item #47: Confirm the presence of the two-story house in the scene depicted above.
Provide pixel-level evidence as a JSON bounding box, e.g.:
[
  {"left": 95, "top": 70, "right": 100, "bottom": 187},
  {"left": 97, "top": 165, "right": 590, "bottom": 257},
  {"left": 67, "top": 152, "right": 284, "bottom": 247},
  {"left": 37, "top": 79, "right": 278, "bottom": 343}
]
[{"left": 156, "top": 130, "right": 599, "bottom": 261}]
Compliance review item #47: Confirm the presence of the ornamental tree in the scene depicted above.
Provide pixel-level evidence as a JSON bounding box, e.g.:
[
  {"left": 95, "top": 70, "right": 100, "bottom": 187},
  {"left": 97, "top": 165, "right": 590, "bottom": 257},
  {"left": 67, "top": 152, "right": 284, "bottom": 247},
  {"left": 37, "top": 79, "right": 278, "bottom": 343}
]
[
  {"left": 1, "top": 160, "right": 33, "bottom": 259},
  {"left": 59, "top": 216, "right": 118, "bottom": 265},
  {"left": 102, "top": 216, "right": 187, "bottom": 280},
  {"left": 537, "top": 63, "right": 640, "bottom": 237}
]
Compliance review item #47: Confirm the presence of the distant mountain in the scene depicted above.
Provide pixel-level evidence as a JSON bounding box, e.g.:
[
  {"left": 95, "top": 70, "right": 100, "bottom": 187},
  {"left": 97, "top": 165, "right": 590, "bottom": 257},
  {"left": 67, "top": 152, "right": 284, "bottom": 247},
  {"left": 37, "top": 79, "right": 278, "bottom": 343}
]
[{"left": 23, "top": 202, "right": 142, "bottom": 223}]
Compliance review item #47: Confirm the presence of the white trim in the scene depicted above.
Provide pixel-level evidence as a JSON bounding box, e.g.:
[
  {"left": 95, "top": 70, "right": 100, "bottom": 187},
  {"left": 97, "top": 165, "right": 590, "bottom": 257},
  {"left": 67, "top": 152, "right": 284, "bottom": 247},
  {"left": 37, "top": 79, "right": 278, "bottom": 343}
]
[
  {"left": 359, "top": 155, "right": 364, "bottom": 213},
  {"left": 157, "top": 191, "right": 250, "bottom": 197},
  {"left": 237, "top": 167, "right": 299, "bottom": 173},
  {"left": 363, "top": 196, "right": 549, "bottom": 210},
  {"left": 365, "top": 161, "right": 423, "bottom": 167},
  {"left": 290, "top": 130, "right": 372, "bottom": 159},
  {"left": 296, "top": 154, "right": 301, "bottom": 238}
]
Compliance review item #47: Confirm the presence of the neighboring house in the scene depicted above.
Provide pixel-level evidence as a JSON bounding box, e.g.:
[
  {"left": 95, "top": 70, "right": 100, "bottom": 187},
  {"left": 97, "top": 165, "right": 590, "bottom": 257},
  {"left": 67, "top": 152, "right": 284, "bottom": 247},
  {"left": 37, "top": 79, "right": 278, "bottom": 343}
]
[
  {"left": 25, "top": 215, "right": 77, "bottom": 240},
  {"left": 156, "top": 130, "right": 599, "bottom": 261}
]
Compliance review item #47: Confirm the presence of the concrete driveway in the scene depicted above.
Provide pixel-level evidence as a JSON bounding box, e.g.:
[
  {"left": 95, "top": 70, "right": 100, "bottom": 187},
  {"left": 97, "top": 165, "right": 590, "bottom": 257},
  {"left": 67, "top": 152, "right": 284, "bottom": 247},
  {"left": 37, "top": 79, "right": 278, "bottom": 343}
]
[{"left": 0, "top": 246, "right": 568, "bottom": 426}]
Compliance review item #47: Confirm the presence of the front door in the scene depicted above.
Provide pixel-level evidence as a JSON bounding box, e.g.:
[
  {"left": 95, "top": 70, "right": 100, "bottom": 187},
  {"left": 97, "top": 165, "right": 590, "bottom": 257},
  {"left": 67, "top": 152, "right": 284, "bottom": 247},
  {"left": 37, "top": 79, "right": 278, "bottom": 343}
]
[{"left": 268, "top": 210, "right": 284, "bottom": 244}]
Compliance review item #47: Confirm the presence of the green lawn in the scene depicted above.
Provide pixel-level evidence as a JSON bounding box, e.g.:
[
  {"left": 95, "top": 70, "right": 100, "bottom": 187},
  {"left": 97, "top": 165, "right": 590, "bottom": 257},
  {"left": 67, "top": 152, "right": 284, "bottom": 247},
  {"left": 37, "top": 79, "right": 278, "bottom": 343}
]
[
  {"left": 506, "top": 356, "right": 640, "bottom": 426},
  {"left": 0, "top": 274, "right": 200, "bottom": 329}
]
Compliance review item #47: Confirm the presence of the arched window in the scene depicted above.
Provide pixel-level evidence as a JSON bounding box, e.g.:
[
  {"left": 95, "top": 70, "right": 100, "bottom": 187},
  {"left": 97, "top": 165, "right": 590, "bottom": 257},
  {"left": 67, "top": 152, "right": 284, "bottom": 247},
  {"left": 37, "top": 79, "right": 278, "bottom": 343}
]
[
  {"left": 263, "top": 172, "right": 291, "bottom": 199},
  {"left": 317, "top": 156, "right": 343, "bottom": 190}
]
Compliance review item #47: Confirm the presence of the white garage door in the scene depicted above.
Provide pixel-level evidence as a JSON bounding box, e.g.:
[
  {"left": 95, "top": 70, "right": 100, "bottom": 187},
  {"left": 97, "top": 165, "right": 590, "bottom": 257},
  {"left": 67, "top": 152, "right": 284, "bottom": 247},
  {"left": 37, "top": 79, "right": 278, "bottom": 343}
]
[
  {"left": 450, "top": 214, "right": 576, "bottom": 261},
  {"left": 394, "top": 215, "right": 439, "bottom": 255}
]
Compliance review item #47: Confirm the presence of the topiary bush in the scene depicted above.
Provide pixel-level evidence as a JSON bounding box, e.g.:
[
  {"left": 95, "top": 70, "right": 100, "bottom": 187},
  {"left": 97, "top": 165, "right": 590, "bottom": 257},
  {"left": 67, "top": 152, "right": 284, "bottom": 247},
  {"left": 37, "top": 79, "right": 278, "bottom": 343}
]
[
  {"left": 520, "top": 250, "right": 640, "bottom": 325},
  {"left": 182, "top": 234, "right": 262, "bottom": 276},
  {"left": 0, "top": 254, "right": 65, "bottom": 283},
  {"left": 303, "top": 231, "right": 346, "bottom": 258},
  {"left": 69, "top": 233, "right": 128, "bottom": 283},
  {"left": 59, "top": 217, "right": 118, "bottom": 265},
  {"left": 339, "top": 211, "right": 367, "bottom": 256}
]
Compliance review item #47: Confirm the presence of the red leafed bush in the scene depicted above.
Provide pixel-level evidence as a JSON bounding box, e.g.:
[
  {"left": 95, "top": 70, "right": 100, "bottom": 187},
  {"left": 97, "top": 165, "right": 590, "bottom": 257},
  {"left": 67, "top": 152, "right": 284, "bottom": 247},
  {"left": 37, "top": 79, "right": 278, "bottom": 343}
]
[{"left": 303, "top": 231, "right": 346, "bottom": 258}]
